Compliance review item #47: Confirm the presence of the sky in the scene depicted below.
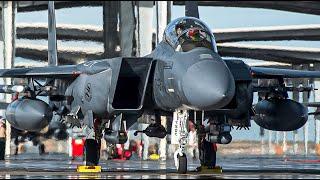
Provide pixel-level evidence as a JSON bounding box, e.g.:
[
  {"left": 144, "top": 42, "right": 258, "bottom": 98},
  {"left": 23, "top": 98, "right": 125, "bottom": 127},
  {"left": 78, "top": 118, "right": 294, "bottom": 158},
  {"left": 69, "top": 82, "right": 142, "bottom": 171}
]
[{"left": 14, "top": 4, "right": 320, "bottom": 142}]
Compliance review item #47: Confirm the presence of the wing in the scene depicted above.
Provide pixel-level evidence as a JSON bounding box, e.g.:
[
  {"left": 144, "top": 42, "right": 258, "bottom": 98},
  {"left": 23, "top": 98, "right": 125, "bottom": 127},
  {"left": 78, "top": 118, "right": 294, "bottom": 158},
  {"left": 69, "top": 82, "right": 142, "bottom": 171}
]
[
  {"left": 251, "top": 67, "right": 320, "bottom": 79},
  {"left": 0, "top": 65, "right": 80, "bottom": 78}
]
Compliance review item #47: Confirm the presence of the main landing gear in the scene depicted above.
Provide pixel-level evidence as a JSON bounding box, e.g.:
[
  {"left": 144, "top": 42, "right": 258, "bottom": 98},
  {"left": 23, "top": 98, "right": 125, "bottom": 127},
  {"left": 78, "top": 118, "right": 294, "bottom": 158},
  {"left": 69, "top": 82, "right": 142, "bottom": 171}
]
[
  {"left": 84, "top": 139, "right": 101, "bottom": 166},
  {"left": 196, "top": 115, "right": 231, "bottom": 172},
  {"left": 84, "top": 117, "right": 102, "bottom": 166},
  {"left": 197, "top": 139, "right": 217, "bottom": 171}
]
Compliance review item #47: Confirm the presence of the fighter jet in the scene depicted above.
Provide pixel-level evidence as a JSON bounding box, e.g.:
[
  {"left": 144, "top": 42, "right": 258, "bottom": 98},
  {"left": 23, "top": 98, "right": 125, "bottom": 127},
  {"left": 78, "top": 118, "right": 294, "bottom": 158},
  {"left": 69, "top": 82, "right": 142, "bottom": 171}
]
[{"left": 0, "top": 1, "right": 319, "bottom": 174}]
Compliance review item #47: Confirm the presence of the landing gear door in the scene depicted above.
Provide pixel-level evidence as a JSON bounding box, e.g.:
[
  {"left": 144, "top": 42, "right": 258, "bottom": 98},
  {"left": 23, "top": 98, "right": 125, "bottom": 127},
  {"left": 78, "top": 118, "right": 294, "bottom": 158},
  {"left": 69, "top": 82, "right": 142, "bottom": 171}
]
[
  {"left": 171, "top": 110, "right": 188, "bottom": 145},
  {"left": 171, "top": 111, "right": 181, "bottom": 145}
]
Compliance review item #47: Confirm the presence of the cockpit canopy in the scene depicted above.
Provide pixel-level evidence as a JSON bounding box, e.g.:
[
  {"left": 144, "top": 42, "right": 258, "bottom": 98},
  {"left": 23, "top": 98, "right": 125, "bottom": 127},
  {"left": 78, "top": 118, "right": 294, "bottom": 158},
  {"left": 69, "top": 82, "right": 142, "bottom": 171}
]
[{"left": 164, "top": 17, "right": 218, "bottom": 52}]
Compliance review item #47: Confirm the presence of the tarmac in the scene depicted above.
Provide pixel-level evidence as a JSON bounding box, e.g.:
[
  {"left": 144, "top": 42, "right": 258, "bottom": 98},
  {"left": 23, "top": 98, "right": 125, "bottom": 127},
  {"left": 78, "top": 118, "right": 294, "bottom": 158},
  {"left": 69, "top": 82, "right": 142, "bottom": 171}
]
[{"left": 1, "top": 153, "right": 320, "bottom": 179}]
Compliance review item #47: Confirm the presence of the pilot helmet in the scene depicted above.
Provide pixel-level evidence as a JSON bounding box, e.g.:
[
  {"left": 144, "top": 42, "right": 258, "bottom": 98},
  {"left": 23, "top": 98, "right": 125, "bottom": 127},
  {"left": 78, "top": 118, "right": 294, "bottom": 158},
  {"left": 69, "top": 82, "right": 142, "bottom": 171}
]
[{"left": 164, "top": 17, "right": 217, "bottom": 52}]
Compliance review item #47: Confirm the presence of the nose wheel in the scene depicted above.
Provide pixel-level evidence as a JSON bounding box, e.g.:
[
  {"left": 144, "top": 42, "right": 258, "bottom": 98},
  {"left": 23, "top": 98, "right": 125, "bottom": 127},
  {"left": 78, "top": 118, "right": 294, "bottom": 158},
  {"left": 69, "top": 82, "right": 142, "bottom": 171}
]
[{"left": 175, "top": 152, "right": 187, "bottom": 174}]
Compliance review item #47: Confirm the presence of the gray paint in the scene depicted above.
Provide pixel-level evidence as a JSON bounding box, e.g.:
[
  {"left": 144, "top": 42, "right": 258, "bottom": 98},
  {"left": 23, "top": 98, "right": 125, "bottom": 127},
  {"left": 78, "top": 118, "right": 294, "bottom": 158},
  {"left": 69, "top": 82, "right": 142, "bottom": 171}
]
[{"left": 151, "top": 45, "right": 235, "bottom": 111}]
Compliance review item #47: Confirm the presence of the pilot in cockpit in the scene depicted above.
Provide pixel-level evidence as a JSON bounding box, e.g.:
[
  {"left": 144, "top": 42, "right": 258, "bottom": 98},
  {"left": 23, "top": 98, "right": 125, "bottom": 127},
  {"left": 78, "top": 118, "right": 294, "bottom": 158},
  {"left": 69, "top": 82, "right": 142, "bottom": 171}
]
[{"left": 164, "top": 17, "right": 218, "bottom": 53}]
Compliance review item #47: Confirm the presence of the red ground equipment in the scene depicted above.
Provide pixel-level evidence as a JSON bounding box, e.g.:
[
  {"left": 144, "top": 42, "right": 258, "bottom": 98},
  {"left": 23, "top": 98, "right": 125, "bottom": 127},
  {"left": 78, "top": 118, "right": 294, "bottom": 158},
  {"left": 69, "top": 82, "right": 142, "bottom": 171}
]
[{"left": 72, "top": 138, "right": 85, "bottom": 159}]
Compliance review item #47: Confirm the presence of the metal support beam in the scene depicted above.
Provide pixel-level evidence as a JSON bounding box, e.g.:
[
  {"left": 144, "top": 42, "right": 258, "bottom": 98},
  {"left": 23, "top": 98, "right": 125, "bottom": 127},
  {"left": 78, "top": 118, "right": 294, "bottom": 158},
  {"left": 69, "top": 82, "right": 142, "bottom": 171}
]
[
  {"left": 167, "top": 1, "right": 172, "bottom": 25},
  {"left": 137, "top": 1, "right": 153, "bottom": 57},
  {"left": 15, "top": 24, "right": 320, "bottom": 42},
  {"left": 309, "top": 78, "right": 316, "bottom": 152},
  {"left": 292, "top": 64, "right": 301, "bottom": 155},
  {"left": 218, "top": 43, "right": 320, "bottom": 64},
  {"left": 48, "top": 1, "right": 58, "bottom": 66},
  {"left": 259, "top": 127, "right": 265, "bottom": 154},
  {"left": 1, "top": 1, "right": 16, "bottom": 157},
  {"left": 159, "top": 116, "right": 167, "bottom": 160},
  {"left": 215, "top": 24, "right": 320, "bottom": 43},
  {"left": 155, "top": 1, "right": 168, "bottom": 44},
  {"left": 15, "top": 1, "right": 320, "bottom": 16},
  {"left": 120, "top": 1, "right": 135, "bottom": 57},
  {"left": 268, "top": 130, "right": 273, "bottom": 155},
  {"left": 137, "top": 1, "right": 154, "bottom": 160},
  {"left": 16, "top": 23, "right": 104, "bottom": 41},
  {"left": 103, "top": 1, "right": 120, "bottom": 58},
  {"left": 302, "top": 64, "right": 310, "bottom": 155},
  {"left": 173, "top": 1, "right": 320, "bottom": 16},
  {"left": 156, "top": 1, "right": 171, "bottom": 160},
  {"left": 13, "top": 1, "right": 103, "bottom": 12},
  {"left": 282, "top": 131, "right": 287, "bottom": 155},
  {"left": 314, "top": 63, "right": 320, "bottom": 152},
  {"left": 15, "top": 43, "right": 103, "bottom": 65}
]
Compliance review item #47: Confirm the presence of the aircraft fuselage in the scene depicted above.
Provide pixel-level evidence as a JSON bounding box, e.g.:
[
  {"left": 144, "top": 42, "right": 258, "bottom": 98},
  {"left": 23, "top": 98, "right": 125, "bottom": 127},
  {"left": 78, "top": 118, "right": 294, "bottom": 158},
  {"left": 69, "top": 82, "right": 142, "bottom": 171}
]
[
  {"left": 151, "top": 42, "right": 236, "bottom": 111},
  {"left": 62, "top": 40, "right": 236, "bottom": 120}
]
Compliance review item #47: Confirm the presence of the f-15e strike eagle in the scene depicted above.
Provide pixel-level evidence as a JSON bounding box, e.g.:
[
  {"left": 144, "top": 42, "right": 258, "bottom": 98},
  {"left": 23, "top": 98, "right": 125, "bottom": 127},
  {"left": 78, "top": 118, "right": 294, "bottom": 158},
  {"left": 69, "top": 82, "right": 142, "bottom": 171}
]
[{"left": 1, "top": 1, "right": 319, "bottom": 174}]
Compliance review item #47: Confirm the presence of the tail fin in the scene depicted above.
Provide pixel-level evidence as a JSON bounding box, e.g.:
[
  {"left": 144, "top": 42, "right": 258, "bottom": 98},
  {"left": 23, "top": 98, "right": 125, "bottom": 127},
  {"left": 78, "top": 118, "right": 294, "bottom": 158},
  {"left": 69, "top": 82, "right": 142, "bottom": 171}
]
[{"left": 48, "top": 1, "right": 58, "bottom": 66}]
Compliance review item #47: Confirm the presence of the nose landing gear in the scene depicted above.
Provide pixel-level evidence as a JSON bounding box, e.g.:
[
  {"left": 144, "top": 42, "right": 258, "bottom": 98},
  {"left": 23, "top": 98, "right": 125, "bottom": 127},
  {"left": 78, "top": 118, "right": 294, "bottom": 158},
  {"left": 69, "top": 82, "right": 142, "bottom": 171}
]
[
  {"left": 175, "top": 152, "right": 187, "bottom": 174},
  {"left": 172, "top": 109, "right": 189, "bottom": 174}
]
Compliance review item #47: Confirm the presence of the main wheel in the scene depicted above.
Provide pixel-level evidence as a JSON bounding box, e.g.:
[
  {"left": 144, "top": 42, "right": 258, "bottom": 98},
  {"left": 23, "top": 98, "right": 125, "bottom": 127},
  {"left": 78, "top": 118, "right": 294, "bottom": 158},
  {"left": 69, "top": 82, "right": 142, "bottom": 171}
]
[
  {"left": 199, "top": 139, "right": 216, "bottom": 168},
  {"left": 84, "top": 139, "right": 100, "bottom": 166},
  {"left": 38, "top": 143, "right": 46, "bottom": 155},
  {"left": 177, "top": 154, "right": 187, "bottom": 174},
  {"left": 0, "top": 139, "right": 5, "bottom": 160}
]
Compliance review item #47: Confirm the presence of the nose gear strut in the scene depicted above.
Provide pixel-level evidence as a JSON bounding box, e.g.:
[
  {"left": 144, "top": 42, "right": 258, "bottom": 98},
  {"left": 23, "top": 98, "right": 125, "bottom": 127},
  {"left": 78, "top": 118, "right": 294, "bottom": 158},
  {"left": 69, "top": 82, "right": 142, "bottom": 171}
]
[{"left": 172, "top": 109, "right": 189, "bottom": 174}]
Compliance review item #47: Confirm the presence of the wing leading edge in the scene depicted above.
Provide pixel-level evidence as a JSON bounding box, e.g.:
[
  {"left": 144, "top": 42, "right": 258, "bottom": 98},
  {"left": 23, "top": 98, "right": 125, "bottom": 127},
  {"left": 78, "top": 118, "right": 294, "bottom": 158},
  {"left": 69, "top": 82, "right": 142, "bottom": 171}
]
[{"left": 0, "top": 65, "right": 79, "bottom": 78}]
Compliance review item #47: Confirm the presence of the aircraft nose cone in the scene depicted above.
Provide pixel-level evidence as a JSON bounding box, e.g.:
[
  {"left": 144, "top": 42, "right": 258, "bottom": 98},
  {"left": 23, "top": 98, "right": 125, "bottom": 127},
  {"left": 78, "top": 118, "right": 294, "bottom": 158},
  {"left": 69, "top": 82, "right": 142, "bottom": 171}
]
[{"left": 182, "top": 60, "right": 235, "bottom": 110}]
